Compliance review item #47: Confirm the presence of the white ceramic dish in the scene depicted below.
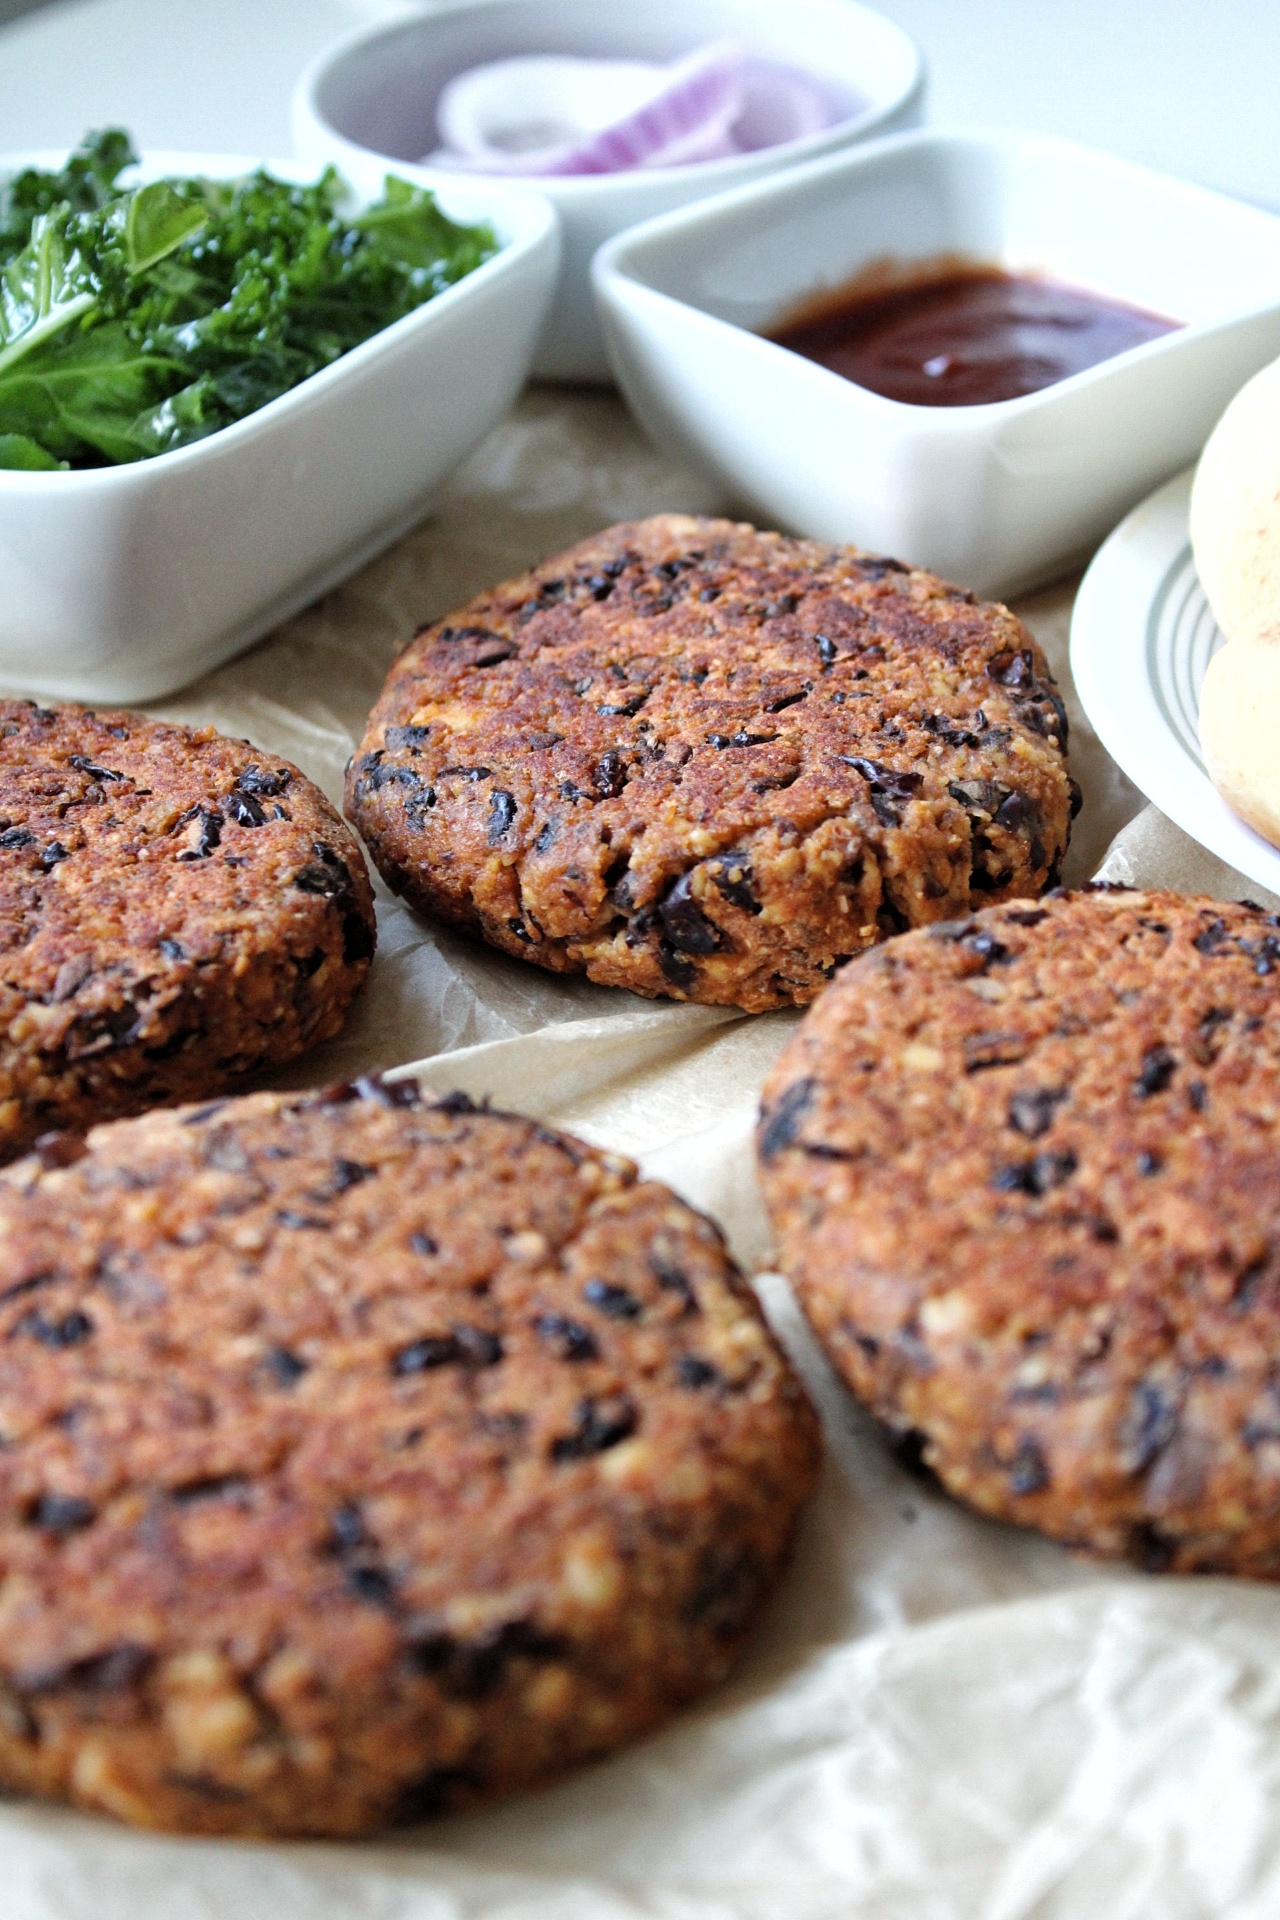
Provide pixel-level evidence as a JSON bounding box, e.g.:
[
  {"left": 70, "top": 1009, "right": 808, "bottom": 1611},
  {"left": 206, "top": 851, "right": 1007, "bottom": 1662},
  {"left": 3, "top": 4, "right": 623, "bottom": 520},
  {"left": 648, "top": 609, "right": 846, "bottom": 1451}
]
[
  {"left": 292, "top": 0, "right": 924, "bottom": 382},
  {"left": 1071, "top": 465, "right": 1280, "bottom": 898},
  {"left": 0, "top": 149, "right": 558, "bottom": 704},
  {"left": 593, "top": 129, "right": 1280, "bottom": 599}
]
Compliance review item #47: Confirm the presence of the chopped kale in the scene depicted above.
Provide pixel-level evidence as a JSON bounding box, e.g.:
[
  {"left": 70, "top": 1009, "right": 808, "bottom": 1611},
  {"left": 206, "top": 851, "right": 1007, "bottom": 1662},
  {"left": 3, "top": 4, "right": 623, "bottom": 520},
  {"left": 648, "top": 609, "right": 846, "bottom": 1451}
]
[{"left": 0, "top": 129, "right": 498, "bottom": 469}]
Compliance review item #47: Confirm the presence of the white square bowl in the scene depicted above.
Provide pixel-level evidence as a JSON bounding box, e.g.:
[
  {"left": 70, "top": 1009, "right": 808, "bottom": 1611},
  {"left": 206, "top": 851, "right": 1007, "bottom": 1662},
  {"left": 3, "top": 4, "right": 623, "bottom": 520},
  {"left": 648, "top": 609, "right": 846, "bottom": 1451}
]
[
  {"left": 0, "top": 150, "right": 559, "bottom": 703},
  {"left": 593, "top": 129, "right": 1280, "bottom": 597}
]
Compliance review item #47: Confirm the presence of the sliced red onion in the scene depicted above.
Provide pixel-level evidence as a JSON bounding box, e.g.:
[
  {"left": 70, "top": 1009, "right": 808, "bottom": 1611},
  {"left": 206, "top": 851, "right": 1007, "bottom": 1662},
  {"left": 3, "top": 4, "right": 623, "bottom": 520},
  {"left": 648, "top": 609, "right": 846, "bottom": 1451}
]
[
  {"left": 429, "top": 43, "right": 745, "bottom": 176},
  {"left": 437, "top": 54, "right": 670, "bottom": 161},
  {"left": 423, "top": 43, "right": 843, "bottom": 177},
  {"left": 732, "top": 59, "right": 852, "bottom": 153},
  {"left": 577, "top": 44, "right": 746, "bottom": 174}
]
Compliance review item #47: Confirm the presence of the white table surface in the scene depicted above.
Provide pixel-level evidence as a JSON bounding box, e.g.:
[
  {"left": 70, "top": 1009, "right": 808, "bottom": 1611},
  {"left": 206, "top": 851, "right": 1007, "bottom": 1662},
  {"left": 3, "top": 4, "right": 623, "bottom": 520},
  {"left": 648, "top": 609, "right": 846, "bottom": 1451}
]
[{"left": 0, "top": 0, "right": 1276, "bottom": 214}]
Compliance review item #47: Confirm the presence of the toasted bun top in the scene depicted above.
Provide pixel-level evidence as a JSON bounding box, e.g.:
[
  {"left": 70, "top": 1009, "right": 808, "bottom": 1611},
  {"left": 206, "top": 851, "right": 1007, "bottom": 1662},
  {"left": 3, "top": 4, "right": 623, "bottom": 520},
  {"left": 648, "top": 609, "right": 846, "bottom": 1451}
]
[{"left": 1190, "top": 353, "right": 1280, "bottom": 646}]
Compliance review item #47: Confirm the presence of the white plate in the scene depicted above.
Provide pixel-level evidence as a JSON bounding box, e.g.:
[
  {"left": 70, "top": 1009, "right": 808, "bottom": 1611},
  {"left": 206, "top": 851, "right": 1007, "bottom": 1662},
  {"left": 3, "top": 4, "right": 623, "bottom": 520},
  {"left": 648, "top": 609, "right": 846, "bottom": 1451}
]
[{"left": 1070, "top": 465, "right": 1280, "bottom": 897}]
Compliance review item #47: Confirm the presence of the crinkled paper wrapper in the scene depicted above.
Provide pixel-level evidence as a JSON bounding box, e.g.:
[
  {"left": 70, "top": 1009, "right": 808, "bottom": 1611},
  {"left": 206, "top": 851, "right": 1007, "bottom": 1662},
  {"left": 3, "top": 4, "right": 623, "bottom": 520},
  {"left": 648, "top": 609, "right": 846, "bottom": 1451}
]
[{"left": 6, "top": 394, "right": 1280, "bottom": 1920}]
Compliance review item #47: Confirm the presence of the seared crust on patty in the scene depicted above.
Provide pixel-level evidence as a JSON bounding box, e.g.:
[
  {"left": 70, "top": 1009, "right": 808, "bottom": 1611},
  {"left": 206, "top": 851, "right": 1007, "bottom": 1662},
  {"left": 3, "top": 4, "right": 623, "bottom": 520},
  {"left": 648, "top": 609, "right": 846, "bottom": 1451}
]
[
  {"left": 0, "top": 701, "right": 375, "bottom": 1159},
  {"left": 0, "top": 1077, "right": 819, "bottom": 1837},
  {"left": 348, "top": 516, "right": 1075, "bottom": 1013},
  {"left": 757, "top": 886, "right": 1280, "bottom": 1576}
]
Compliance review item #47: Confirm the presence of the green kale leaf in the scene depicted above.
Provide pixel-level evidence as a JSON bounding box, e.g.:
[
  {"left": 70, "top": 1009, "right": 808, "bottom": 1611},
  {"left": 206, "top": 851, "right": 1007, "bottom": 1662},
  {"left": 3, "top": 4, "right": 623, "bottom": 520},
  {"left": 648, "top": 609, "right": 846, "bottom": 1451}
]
[
  {"left": 0, "top": 321, "right": 187, "bottom": 464},
  {"left": 0, "top": 210, "right": 97, "bottom": 374},
  {"left": 124, "top": 180, "right": 208, "bottom": 276},
  {"left": 0, "top": 131, "right": 499, "bottom": 468},
  {"left": 0, "top": 128, "right": 136, "bottom": 263},
  {"left": 0, "top": 431, "right": 65, "bottom": 469}
]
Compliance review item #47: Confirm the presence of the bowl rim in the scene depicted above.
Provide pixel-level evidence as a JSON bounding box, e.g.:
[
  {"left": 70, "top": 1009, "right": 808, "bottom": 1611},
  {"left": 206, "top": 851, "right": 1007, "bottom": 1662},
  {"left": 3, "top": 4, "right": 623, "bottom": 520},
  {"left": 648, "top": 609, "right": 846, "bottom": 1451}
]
[
  {"left": 0, "top": 145, "right": 557, "bottom": 488},
  {"left": 292, "top": 0, "right": 926, "bottom": 203},
  {"left": 592, "top": 123, "right": 1280, "bottom": 423}
]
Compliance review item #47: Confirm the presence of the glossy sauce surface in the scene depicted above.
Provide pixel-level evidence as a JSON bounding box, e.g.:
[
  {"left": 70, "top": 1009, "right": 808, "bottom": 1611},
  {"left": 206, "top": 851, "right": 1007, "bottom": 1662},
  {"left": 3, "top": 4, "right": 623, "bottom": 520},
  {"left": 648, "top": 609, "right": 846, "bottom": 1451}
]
[{"left": 771, "top": 266, "right": 1179, "bottom": 407}]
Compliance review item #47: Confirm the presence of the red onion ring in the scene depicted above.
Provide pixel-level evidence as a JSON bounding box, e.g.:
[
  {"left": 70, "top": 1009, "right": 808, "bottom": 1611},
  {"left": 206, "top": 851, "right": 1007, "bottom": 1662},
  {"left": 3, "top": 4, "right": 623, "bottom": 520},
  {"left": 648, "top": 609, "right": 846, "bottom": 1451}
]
[
  {"left": 424, "top": 44, "right": 843, "bottom": 177},
  {"left": 733, "top": 59, "right": 850, "bottom": 153}
]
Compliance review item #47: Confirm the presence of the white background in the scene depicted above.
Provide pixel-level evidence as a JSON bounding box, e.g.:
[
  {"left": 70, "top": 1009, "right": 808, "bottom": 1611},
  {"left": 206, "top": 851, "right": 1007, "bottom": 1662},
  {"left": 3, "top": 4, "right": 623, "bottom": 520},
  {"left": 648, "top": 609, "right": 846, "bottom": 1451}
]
[{"left": 0, "top": 0, "right": 1276, "bottom": 215}]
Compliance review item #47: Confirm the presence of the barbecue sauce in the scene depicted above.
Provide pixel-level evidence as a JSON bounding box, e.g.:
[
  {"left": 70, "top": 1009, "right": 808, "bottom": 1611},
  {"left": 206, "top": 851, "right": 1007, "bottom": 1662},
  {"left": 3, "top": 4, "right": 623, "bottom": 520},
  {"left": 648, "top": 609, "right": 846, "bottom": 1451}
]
[{"left": 770, "top": 264, "right": 1178, "bottom": 407}]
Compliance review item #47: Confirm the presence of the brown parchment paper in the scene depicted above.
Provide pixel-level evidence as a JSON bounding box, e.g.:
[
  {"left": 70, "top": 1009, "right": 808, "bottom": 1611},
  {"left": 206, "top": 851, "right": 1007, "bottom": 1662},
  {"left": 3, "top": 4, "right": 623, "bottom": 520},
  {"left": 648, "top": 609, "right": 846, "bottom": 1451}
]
[{"left": 6, "top": 390, "right": 1279, "bottom": 1920}]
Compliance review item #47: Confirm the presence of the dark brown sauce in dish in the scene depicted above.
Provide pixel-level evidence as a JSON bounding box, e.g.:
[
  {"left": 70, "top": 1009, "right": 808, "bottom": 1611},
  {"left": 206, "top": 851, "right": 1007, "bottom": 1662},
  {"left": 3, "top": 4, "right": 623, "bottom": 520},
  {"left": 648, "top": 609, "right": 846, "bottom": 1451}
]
[{"left": 771, "top": 265, "right": 1179, "bottom": 406}]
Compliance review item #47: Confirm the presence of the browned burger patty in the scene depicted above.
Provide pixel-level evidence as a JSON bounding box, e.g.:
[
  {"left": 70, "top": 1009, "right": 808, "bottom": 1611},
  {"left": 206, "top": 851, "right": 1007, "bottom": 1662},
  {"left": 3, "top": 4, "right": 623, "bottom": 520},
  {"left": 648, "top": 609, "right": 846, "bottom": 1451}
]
[
  {"left": 347, "top": 516, "right": 1076, "bottom": 1013},
  {"left": 757, "top": 886, "right": 1280, "bottom": 1577},
  {"left": 0, "top": 700, "right": 374, "bottom": 1160},
  {"left": 0, "top": 1077, "right": 819, "bottom": 1837}
]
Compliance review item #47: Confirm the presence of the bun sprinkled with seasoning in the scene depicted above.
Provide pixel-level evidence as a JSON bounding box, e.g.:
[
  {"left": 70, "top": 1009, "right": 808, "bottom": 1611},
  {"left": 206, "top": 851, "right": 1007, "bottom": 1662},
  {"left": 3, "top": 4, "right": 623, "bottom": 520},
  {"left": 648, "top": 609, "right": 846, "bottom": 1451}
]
[
  {"left": 348, "top": 516, "right": 1076, "bottom": 1012},
  {"left": 758, "top": 885, "right": 1280, "bottom": 1576},
  {"left": 0, "top": 700, "right": 374, "bottom": 1159},
  {"left": 0, "top": 1077, "right": 818, "bottom": 1836},
  {"left": 1191, "top": 354, "right": 1280, "bottom": 852}
]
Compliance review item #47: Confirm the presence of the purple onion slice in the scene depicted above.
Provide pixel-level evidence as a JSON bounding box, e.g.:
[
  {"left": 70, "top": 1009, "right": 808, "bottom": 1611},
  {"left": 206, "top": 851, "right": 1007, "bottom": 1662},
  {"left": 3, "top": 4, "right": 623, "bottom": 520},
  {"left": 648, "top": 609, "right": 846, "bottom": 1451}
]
[
  {"left": 424, "top": 43, "right": 842, "bottom": 177},
  {"left": 733, "top": 59, "right": 851, "bottom": 152},
  {"left": 572, "top": 43, "right": 747, "bottom": 174}
]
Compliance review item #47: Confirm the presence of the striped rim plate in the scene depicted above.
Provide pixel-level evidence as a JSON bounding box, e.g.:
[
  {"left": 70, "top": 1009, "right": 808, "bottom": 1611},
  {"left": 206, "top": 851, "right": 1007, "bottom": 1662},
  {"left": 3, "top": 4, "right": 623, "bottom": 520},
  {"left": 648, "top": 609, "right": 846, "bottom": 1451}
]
[{"left": 1070, "top": 466, "right": 1280, "bottom": 896}]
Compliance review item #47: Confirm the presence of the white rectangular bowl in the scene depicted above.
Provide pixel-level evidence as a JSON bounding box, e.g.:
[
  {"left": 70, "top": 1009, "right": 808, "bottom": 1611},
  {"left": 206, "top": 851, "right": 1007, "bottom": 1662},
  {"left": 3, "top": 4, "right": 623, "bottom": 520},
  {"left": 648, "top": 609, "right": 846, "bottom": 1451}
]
[
  {"left": 0, "top": 151, "right": 559, "bottom": 702},
  {"left": 593, "top": 129, "right": 1280, "bottom": 597}
]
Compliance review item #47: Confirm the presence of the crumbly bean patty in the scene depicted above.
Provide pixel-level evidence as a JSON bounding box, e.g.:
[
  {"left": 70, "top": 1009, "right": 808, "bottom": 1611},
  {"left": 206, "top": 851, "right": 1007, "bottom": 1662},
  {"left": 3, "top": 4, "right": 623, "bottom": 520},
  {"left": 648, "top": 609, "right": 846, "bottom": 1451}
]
[
  {"left": 347, "top": 516, "right": 1076, "bottom": 1013},
  {"left": 757, "top": 886, "right": 1280, "bottom": 1576},
  {"left": 0, "top": 701, "right": 375, "bottom": 1160},
  {"left": 0, "top": 1079, "right": 819, "bottom": 1837}
]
